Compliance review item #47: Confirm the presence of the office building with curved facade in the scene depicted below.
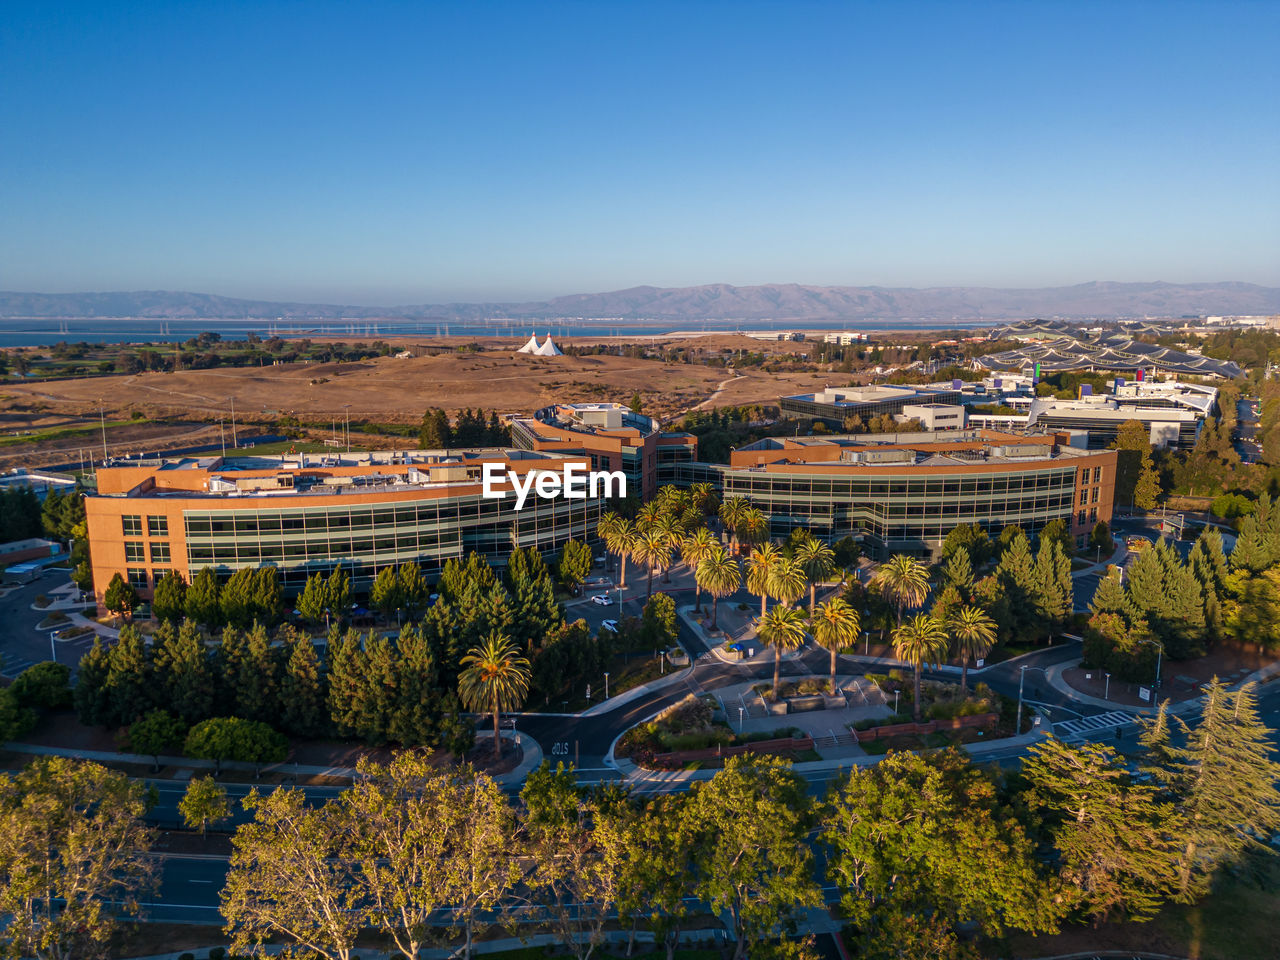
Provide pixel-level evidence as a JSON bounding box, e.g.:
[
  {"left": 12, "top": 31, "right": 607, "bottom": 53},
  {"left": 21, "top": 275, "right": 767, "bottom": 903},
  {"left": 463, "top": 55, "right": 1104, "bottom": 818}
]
[
  {"left": 720, "top": 430, "right": 1115, "bottom": 558},
  {"left": 84, "top": 448, "right": 601, "bottom": 602},
  {"left": 509, "top": 402, "right": 697, "bottom": 499}
]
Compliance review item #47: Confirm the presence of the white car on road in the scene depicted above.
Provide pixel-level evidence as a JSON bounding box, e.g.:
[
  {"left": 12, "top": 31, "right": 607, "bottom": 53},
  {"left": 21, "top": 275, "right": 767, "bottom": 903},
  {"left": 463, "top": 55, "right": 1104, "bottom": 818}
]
[
  {"left": 600, "top": 619, "right": 619, "bottom": 633},
  {"left": 591, "top": 594, "right": 613, "bottom": 606}
]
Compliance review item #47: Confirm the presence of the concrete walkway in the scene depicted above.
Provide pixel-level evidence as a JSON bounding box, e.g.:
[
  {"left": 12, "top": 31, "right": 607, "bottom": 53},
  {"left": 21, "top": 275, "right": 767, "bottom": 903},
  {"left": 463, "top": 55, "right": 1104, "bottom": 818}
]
[
  {"left": 1043, "top": 655, "right": 1280, "bottom": 717},
  {"left": 2, "top": 730, "right": 544, "bottom": 788}
]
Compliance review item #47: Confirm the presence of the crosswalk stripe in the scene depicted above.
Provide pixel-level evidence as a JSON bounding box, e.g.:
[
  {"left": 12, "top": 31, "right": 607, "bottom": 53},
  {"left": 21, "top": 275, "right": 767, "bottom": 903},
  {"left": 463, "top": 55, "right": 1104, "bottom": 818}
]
[{"left": 1054, "top": 710, "right": 1135, "bottom": 740}]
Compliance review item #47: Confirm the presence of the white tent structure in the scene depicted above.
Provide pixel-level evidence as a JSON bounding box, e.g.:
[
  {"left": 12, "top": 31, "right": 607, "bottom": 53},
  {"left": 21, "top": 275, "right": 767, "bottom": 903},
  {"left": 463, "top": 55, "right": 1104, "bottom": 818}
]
[
  {"left": 534, "top": 334, "right": 563, "bottom": 357},
  {"left": 517, "top": 334, "right": 541, "bottom": 354}
]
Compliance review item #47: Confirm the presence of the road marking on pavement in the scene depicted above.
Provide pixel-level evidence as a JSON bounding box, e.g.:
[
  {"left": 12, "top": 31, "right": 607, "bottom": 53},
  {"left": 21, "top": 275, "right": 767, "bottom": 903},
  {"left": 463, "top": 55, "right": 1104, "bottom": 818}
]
[{"left": 1054, "top": 710, "right": 1135, "bottom": 741}]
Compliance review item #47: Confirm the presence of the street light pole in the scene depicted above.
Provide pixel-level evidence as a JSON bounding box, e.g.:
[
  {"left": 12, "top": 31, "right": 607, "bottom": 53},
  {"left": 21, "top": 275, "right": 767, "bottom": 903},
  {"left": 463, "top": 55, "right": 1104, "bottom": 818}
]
[
  {"left": 1104, "top": 672, "right": 1111, "bottom": 701},
  {"left": 604, "top": 672, "right": 610, "bottom": 700},
  {"left": 1017, "top": 664, "right": 1026, "bottom": 735}
]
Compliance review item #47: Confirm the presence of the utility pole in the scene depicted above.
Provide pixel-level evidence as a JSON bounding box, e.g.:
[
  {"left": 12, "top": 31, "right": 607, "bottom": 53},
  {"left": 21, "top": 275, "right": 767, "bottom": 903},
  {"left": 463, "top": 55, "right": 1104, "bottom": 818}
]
[
  {"left": 230, "top": 396, "right": 238, "bottom": 448},
  {"left": 99, "top": 400, "right": 108, "bottom": 462}
]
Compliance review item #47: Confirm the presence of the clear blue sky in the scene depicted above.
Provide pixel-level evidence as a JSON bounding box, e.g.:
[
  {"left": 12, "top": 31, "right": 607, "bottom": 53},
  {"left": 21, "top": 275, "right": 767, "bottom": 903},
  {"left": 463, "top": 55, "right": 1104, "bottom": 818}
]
[{"left": 2, "top": 0, "right": 1277, "bottom": 303}]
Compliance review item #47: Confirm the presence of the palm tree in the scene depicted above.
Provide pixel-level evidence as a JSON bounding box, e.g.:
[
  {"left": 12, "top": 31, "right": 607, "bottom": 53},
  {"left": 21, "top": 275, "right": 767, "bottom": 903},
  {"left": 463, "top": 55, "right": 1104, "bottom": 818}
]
[
  {"left": 873, "top": 554, "right": 931, "bottom": 624},
  {"left": 696, "top": 546, "right": 741, "bottom": 631},
  {"left": 757, "top": 605, "right": 808, "bottom": 702},
  {"left": 767, "top": 556, "right": 807, "bottom": 610},
  {"left": 737, "top": 508, "right": 769, "bottom": 556},
  {"left": 598, "top": 513, "right": 635, "bottom": 589},
  {"left": 948, "top": 604, "right": 997, "bottom": 695},
  {"left": 892, "top": 614, "right": 949, "bottom": 723},
  {"left": 635, "top": 500, "right": 662, "bottom": 528},
  {"left": 630, "top": 528, "right": 672, "bottom": 600},
  {"left": 810, "top": 598, "right": 860, "bottom": 694},
  {"left": 681, "top": 527, "right": 719, "bottom": 612},
  {"left": 458, "top": 633, "right": 531, "bottom": 761},
  {"left": 655, "top": 514, "right": 683, "bottom": 584},
  {"left": 746, "top": 542, "right": 783, "bottom": 619},
  {"left": 795, "top": 537, "right": 836, "bottom": 614},
  {"left": 691, "top": 482, "right": 719, "bottom": 518},
  {"left": 719, "top": 496, "right": 750, "bottom": 554}
]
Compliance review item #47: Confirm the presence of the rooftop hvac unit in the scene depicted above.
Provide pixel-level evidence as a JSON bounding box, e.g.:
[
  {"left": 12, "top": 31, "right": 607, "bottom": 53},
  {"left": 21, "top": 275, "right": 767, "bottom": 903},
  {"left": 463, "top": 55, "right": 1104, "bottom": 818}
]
[
  {"left": 989, "top": 444, "right": 1048, "bottom": 458},
  {"left": 843, "top": 449, "right": 914, "bottom": 464}
]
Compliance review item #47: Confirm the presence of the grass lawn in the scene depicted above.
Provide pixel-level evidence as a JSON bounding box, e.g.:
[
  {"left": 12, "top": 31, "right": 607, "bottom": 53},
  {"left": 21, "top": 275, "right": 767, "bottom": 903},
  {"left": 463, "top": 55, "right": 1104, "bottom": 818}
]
[
  {"left": 527, "top": 647, "right": 669, "bottom": 713},
  {"left": 225, "top": 440, "right": 364, "bottom": 457},
  {"left": 0, "top": 418, "right": 148, "bottom": 448},
  {"left": 1003, "top": 856, "right": 1279, "bottom": 960}
]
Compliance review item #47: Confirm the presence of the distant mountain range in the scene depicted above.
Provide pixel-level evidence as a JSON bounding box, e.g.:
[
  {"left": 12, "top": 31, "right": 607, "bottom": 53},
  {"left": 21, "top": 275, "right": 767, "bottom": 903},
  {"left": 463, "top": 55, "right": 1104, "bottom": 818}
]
[{"left": 1, "top": 281, "right": 1278, "bottom": 322}]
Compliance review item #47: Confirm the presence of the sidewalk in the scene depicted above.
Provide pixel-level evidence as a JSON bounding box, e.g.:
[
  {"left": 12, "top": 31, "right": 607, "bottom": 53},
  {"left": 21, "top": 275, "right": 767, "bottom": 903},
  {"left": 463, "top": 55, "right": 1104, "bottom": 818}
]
[
  {"left": 613, "top": 720, "right": 1051, "bottom": 789},
  {"left": 1, "top": 730, "right": 543, "bottom": 788},
  {"left": 120, "top": 925, "right": 737, "bottom": 960},
  {"left": 1042, "top": 655, "right": 1280, "bottom": 717},
  {"left": 1069, "top": 537, "right": 1126, "bottom": 580}
]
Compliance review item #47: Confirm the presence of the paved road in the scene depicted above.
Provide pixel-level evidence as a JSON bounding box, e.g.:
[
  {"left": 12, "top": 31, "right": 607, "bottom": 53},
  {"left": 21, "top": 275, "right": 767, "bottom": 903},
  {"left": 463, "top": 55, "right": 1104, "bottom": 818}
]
[{"left": 0, "top": 571, "right": 98, "bottom": 679}]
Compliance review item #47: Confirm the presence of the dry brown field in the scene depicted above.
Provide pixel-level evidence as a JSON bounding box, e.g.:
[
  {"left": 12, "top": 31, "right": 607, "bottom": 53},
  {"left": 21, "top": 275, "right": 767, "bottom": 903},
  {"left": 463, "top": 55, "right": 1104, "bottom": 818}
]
[{"left": 0, "top": 335, "right": 847, "bottom": 429}]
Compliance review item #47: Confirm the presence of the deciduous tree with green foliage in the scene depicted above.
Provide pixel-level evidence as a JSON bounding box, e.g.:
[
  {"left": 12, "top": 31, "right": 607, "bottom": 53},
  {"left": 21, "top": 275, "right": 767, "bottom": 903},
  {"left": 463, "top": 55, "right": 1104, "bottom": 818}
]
[
  {"left": 127, "top": 709, "right": 188, "bottom": 770},
  {"left": 344, "top": 755, "right": 518, "bottom": 960},
  {"left": 0, "top": 757, "right": 155, "bottom": 960},
  {"left": 824, "top": 750, "right": 1059, "bottom": 953},
  {"left": 685, "top": 756, "right": 820, "bottom": 960},
  {"left": 9, "top": 660, "right": 72, "bottom": 710},
  {"left": 184, "top": 716, "right": 287, "bottom": 775},
  {"left": 222, "top": 786, "right": 361, "bottom": 960},
  {"left": 180, "top": 774, "right": 230, "bottom": 836}
]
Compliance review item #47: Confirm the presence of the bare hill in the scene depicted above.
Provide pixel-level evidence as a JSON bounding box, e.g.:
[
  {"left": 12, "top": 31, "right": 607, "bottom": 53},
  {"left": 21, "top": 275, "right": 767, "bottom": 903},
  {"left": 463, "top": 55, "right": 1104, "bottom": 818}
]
[{"left": 1, "top": 280, "right": 1278, "bottom": 322}]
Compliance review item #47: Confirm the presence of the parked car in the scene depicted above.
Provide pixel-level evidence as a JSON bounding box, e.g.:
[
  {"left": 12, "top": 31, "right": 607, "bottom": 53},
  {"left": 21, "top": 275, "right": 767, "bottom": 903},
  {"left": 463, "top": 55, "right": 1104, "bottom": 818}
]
[
  {"left": 591, "top": 594, "right": 613, "bottom": 606},
  {"left": 600, "top": 619, "right": 619, "bottom": 633}
]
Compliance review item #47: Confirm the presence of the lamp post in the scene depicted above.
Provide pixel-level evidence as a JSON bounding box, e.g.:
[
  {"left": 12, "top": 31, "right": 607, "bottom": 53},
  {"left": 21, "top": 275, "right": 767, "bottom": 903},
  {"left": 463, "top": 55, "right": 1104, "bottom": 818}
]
[
  {"left": 1133, "top": 637, "right": 1163, "bottom": 694},
  {"left": 1017, "top": 665, "right": 1050, "bottom": 735},
  {"left": 604, "top": 672, "right": 610, "bottom": 700},
  {"left": 738, "top": 706, "right": 744, "bottom": 731},
  {"left": 1104, "top": 672, "right": 1111, "bottom": 701},
  {"left": 343, "top": 404, "right": 352, "bottom": 453}
]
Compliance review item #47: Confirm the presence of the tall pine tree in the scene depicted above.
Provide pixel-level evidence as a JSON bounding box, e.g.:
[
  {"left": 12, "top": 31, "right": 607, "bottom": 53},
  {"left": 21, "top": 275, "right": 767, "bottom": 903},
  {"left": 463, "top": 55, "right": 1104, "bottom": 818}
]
[
  {"left": 1169, "top": 679, "right": 1280, "bottom": 901},
  {"left": 280, "top": 629, "right": 327, "bottom": 739},
  {"left": 153, "top": 619, "right": 214, "bottom": 723}
]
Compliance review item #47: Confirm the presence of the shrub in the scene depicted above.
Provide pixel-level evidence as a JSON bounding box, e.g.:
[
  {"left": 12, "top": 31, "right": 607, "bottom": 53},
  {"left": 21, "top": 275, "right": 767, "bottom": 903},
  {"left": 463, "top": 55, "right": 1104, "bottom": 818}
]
[
  {"left": 184, "top": 717, "right": 287, "bottom": 771},
  {"left": 9, "top": 661, "right": 72, "bottom": 709}
]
